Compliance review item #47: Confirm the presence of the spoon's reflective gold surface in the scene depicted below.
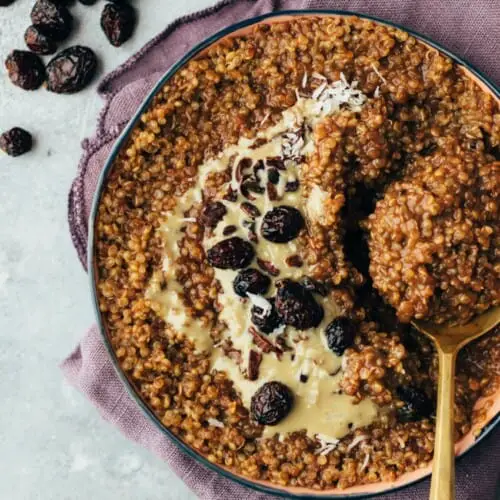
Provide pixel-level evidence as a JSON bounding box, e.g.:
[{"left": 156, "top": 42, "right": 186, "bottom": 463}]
[{"left": 411, "top": 306, "right": 500, "bottom": 500}]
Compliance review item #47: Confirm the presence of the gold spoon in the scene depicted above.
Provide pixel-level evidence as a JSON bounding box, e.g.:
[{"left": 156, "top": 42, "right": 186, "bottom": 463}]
[{"left": 411, "top": 306, "right": 500, "bottom": 500}]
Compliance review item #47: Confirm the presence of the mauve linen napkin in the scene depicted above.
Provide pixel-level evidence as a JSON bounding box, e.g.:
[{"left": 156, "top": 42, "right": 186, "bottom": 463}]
[{"left": 63, "top": 1, "right": 500, "bottom": 499}]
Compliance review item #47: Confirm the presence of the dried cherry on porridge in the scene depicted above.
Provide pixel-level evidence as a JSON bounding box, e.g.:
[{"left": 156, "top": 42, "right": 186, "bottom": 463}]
[
  {"left": 325, "top": 317, "right": 356, "bottom": 355},
  {"left": 275, "top": 279, "right": 324, "bottom": 329},
  {"left": 396, "top": 386, "right": 434, "bottom": 422},
  {"left": 251, "top": 382, "right": 294, "bottom": 425},
  {"left": 207, "top": 237, "right": 255, "bottom": 270},
  {"left": 233, "top": 269, "right": 271, "bottom": 298},
  {"left": 261, "top": 206, "right": 305, "bottom": 243}
]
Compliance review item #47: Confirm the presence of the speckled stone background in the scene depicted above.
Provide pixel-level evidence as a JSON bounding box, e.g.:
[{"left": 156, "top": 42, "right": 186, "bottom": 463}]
[{"left": 0, "top": 1, "right": 216, "bottom": 498}]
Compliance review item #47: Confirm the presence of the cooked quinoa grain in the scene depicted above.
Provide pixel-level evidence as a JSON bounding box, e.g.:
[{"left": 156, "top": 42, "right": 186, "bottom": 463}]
[{"left": 95, "top": 17, "right": 500, "bottom": 490}]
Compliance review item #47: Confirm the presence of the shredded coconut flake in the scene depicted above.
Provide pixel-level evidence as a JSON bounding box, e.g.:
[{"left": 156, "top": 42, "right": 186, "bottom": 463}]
[
  {"left": 371, "top": 63, "right": 387, "bottom": 84},
  {"left": 374, "top": 86, "right": 380, "bottom": 98},
  {"left": 315, "top": 433, "right": 340, "bottom": 455},
  {"left": 359, "top": 453, "right": 370, "bottom": 472},
  {"left": 180, "top": 217, "right": 197, "bottom": 223},
  {"left": 346, "top": 434, "right": 369, "bottom": 452},
  {"left": 260, "top": 112, "right": 271, "bottom": 126},
  {"left": 312, "top": 72, "right": 327, "bottom": 80},
  {"left": 301, "top": 71, "right": 308, "bottom": 89},
  {"left": 207, "top": 418, "right": 224, "bottom": 428},
  {"left": 247, "top": 293, "right": 272, "bottom": 317},
  {"left": 310, "top": 73, "right": 367, "bottom": 115}
]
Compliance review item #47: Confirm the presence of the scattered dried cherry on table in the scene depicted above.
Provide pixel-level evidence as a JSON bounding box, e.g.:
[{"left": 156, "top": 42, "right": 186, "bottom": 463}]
[
  {"left": 275, "top": 279, "right": 324, "bottom": 329},
  {"left": 233, "top": 269, "right": 271, "bottom": 298},
  {"left": 251, "top": 381, "right": 294, "bottom": 425},
  {"left": 261, "top": 205, "right": 305, "bottom": 243},
  {"left": 0, "top": 0, "right": 17, "bottom": 6},
  {"left": 5, "top": 50, "right": 46, "bottom": 90},
  {"left": 396, "top": 386, "right": 434, "bottom": 422},
  {"left": 46, "top": 46, "right": 97, "bottom": 94},
  {"left": 24, "top": 25, "right": 57, "bottom": 55},
  {"left": 78, "top": 0, "right": 98, "bottom": 4},
  {"left": 31, "top": 0, "right": 73, "bottom": 42},
  {"left": 325, "top": 317, "right": 356, "bottom": 355},
  {"left": 101, "top": 2, "right": 137, "bottom": 47},
  {"left": 0, "top": 128, "right": 33, "bottom": 157},
  {"left": 207, "top": 237, "right": 255, "bottom": 270}
]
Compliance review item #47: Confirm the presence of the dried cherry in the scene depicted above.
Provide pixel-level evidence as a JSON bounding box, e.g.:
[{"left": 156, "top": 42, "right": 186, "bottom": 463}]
[
  {"left": 206, "top": 237, "right": 255, "bottom": 270},
  {"left": 0, "top": 127, "right": 33, "bottom": 157},
  {"left": 233, "top": 269, "right": 270, "bottom": 298},
  {"left": 275, "top": 279, "right": 324, "bottom": 330},
  {"left": 251, "top": 381, "right": 294, "bottom": 425},
  {"left": 101, "top": 2, "right": 136, "bottom": 47},
  {"left": 24, "top": 25, "right": 57, "bottom": 55},
  {"left": 46, "top": 46, "right": 97, "bottom": 94},
  {"left": 31, "top": 0, "right": 73, "bottom": 42},
  {"left": 5, "top": 50, "right": 45, "bottom": 90},
  {"left": 261, "top": 206, "right": 304, "bottom": 243},
  {"left": 325, "top": 317, "right": 356, "bottom": 355},
  {"left": 396, "top": 386, "right": 434, "bottom": 422}
]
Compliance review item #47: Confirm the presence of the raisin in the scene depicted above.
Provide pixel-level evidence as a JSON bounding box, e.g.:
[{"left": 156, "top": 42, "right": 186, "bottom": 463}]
[
  {"left": 0, "top": 127, "right": 33, "bottom": 157},
  {"left": 396, "top": 386, "right": 434, "bottom": 422},
  {"left": 200, "top": 201, "right": 226, "bottom": 228},
  {"left": 275, "top": 279, "right": 324, "bottom": 330},
  {"left": 31, "top": 0, "right": 73, "bottom": 42},
  {"left": 261, "top": 206, "right": 304, "bottom": 243},
  {"left": 46, "top": 46, "right": 97, "bottom": 94},
  {"left": 5, "top": 50, "right": 45, "bottom": 90},
  {"left": 251, "top": 299, "right": 283, "bottom": 334},
  {"left": 207, "top": 237, "right": 255, "bottom": 270},
  {"left": 233, "top": 269, "right": 271, "bottom": 298},
  {"left": 251, "top": 381, "right": 294, "bottom": 425},
  {"left": 24, "top": 25, "right": 57, "bottom": 55},
  {"left": 101, "top": 2, "right": 136, "bottom": 47},
  {"left": 325, "top": 317, "right": 356, "bottom": 355}
]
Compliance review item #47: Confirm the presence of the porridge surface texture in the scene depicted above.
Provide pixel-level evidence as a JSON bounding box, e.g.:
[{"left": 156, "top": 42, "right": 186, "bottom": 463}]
[{"left": 95, "top": 17, "right": 500, "bottom": 489}]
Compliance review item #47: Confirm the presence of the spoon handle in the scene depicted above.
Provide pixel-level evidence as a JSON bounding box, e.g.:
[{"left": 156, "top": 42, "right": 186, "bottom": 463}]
[{"left": 429, "top": 349, "right": 456, "bottom": 500}]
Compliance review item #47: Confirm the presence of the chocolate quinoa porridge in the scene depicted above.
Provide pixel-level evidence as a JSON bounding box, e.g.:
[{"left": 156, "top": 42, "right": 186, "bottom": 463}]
[{"left": 95, "top": 17, "right": 500, "bottom": 489}]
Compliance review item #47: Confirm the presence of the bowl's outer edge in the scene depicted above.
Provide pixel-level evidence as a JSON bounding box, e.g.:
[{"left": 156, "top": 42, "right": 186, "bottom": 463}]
[{"left": 87, "top": 9, "right": 500, "bottom": 499}]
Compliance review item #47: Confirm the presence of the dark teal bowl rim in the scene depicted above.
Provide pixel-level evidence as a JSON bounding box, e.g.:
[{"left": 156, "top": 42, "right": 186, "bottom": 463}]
[{"left": 88, "top": 9, "right": 500, "bottom": 499}]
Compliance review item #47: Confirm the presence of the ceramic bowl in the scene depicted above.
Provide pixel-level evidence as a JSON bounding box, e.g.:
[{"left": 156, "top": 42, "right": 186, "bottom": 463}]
[{"left": 89, "top": 10, "right": 500, "bottom": 499}]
